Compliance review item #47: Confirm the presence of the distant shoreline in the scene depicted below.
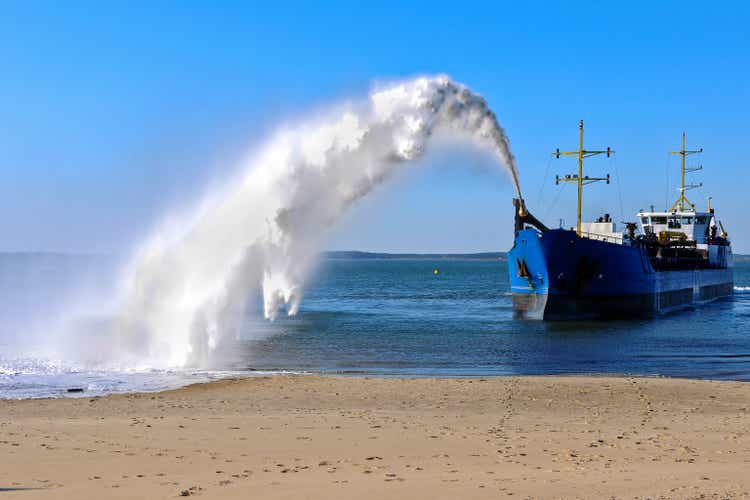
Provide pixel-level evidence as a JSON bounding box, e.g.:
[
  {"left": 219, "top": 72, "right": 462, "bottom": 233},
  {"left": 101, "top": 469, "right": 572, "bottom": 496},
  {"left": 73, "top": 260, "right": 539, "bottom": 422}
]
[
  {"left": 320, "top": 251, "right": 750, "bottom": 263},
  {"left": 321, "top": 251, "right": 507, "bottom": 261},
  {"left": 1, "top": 251, "right": 748, "bottom": 263}
]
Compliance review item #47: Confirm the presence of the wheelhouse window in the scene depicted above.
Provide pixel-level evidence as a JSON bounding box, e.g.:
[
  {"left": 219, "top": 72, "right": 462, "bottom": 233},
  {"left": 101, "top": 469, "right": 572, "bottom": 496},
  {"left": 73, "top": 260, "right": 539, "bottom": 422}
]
[
  {"left": 641, "top": 217, "right": 649, "bottom": 225},
  {"left": 680, "top": 217, "right": 693, "bottom": 225},
  {"left": 651, "top": 216, "right": 667, "bottom": 224},
  {"left": 695, "top": 215, "right": 708, "bottom": 224}
]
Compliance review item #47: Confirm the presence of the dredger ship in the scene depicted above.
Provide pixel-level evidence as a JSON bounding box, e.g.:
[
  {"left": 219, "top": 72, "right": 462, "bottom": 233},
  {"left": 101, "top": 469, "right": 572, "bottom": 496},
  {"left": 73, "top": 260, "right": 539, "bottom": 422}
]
[{"left": 508, "top": 121, "right": 733, "bottom": 320}]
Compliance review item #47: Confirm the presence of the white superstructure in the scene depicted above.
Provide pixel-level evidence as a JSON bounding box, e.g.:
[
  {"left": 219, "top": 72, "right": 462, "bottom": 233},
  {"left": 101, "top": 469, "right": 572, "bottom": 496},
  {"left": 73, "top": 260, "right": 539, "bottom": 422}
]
[
  {"left": 637, "top": 210, "right": 713, "bottom": 244},
  {"left": 580, "top": 215, "right": 623, "bottom": 244}
]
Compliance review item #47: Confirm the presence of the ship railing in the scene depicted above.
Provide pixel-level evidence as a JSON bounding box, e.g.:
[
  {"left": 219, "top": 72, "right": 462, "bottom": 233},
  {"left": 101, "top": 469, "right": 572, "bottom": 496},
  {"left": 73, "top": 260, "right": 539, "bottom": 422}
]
[{"left": 581, "top": 231, "right": 624, "bottom": 245}]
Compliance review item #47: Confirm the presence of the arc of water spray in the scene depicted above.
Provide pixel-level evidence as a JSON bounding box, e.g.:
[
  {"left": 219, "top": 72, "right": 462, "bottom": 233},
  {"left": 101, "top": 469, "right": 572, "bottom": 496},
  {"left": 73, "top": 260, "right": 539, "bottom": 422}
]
[{"left": 99, "top": 75, "right": 522, "bottom": 368}]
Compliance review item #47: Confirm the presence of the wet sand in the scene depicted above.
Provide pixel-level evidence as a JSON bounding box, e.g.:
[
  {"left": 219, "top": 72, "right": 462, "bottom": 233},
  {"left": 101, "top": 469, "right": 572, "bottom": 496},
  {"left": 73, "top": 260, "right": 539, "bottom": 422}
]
[{"left": 2, "top": 375, "right": 750, "bottom": 499}]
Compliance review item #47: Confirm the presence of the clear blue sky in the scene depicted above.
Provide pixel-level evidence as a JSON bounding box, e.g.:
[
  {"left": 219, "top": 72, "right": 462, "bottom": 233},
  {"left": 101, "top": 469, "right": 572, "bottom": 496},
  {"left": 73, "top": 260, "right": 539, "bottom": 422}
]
[{"left": 1, "top": 1, "right": 748, "bottom": 253}]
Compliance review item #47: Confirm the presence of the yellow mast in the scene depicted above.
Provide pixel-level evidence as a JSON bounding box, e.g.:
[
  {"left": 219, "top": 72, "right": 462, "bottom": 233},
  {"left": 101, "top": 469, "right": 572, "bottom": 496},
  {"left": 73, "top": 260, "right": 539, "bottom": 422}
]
[
  {"left": 554, "top": 120, "right": 613, "bottom": 236},
  {"left": 669, "top": 132, "right": 702, "bottom": 212}
]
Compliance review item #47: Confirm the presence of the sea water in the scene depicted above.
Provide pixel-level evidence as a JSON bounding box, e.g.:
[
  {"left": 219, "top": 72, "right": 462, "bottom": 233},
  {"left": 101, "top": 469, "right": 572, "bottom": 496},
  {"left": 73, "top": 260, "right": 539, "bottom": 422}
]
[
  {"left": 1, "top": 255, "right": 748, "bottom": 398},
  {"left": 238, "top": 259, "right": 750, "bottom": 379}
]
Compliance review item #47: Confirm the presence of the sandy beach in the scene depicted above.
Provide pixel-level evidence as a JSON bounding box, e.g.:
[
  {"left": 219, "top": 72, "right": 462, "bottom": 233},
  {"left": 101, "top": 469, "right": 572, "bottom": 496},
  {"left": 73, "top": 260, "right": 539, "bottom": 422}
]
[{"left": 2, "top": 375, "right": 749, "bottom": 499}]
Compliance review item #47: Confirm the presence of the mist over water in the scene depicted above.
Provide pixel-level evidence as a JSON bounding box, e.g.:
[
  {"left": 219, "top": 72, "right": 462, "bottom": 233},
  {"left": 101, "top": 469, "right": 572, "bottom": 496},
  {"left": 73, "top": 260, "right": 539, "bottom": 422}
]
[{"left": 44, "top": 76, "right": 521, "bottom": 369}]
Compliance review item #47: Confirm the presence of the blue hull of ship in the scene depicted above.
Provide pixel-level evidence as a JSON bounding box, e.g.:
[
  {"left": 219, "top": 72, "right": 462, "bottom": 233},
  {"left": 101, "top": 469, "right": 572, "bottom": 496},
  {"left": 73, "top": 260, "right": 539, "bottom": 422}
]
[{"left": 508, "top": 228, "right": 733, "bottom": 320}]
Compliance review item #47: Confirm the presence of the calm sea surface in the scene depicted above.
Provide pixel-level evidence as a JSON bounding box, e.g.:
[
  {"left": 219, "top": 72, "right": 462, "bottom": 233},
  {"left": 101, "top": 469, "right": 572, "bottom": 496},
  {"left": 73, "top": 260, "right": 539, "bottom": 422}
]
[
  {"left": 242, "top": 259, "right": 750, "bottom": 379},
  {"left": 1, "top": 255, "right": 749, "bottom": 398}
]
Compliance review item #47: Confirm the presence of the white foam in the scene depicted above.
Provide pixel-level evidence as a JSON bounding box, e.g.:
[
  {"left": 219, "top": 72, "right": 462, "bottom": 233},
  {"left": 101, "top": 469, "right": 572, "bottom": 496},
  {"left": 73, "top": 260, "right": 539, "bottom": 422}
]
[{"left": 0, "top": 353, "right": 300, "bottom": 399}]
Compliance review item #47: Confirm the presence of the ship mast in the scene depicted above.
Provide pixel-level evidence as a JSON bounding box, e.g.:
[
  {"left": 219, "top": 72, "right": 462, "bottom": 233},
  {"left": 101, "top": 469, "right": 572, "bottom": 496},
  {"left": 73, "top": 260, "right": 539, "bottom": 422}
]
[
  {"left": 669, "top": 132, "right": 702, "bottom": 212},
  {"left": 553, "top": 120, "right": 613, "bottom": 236}
]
